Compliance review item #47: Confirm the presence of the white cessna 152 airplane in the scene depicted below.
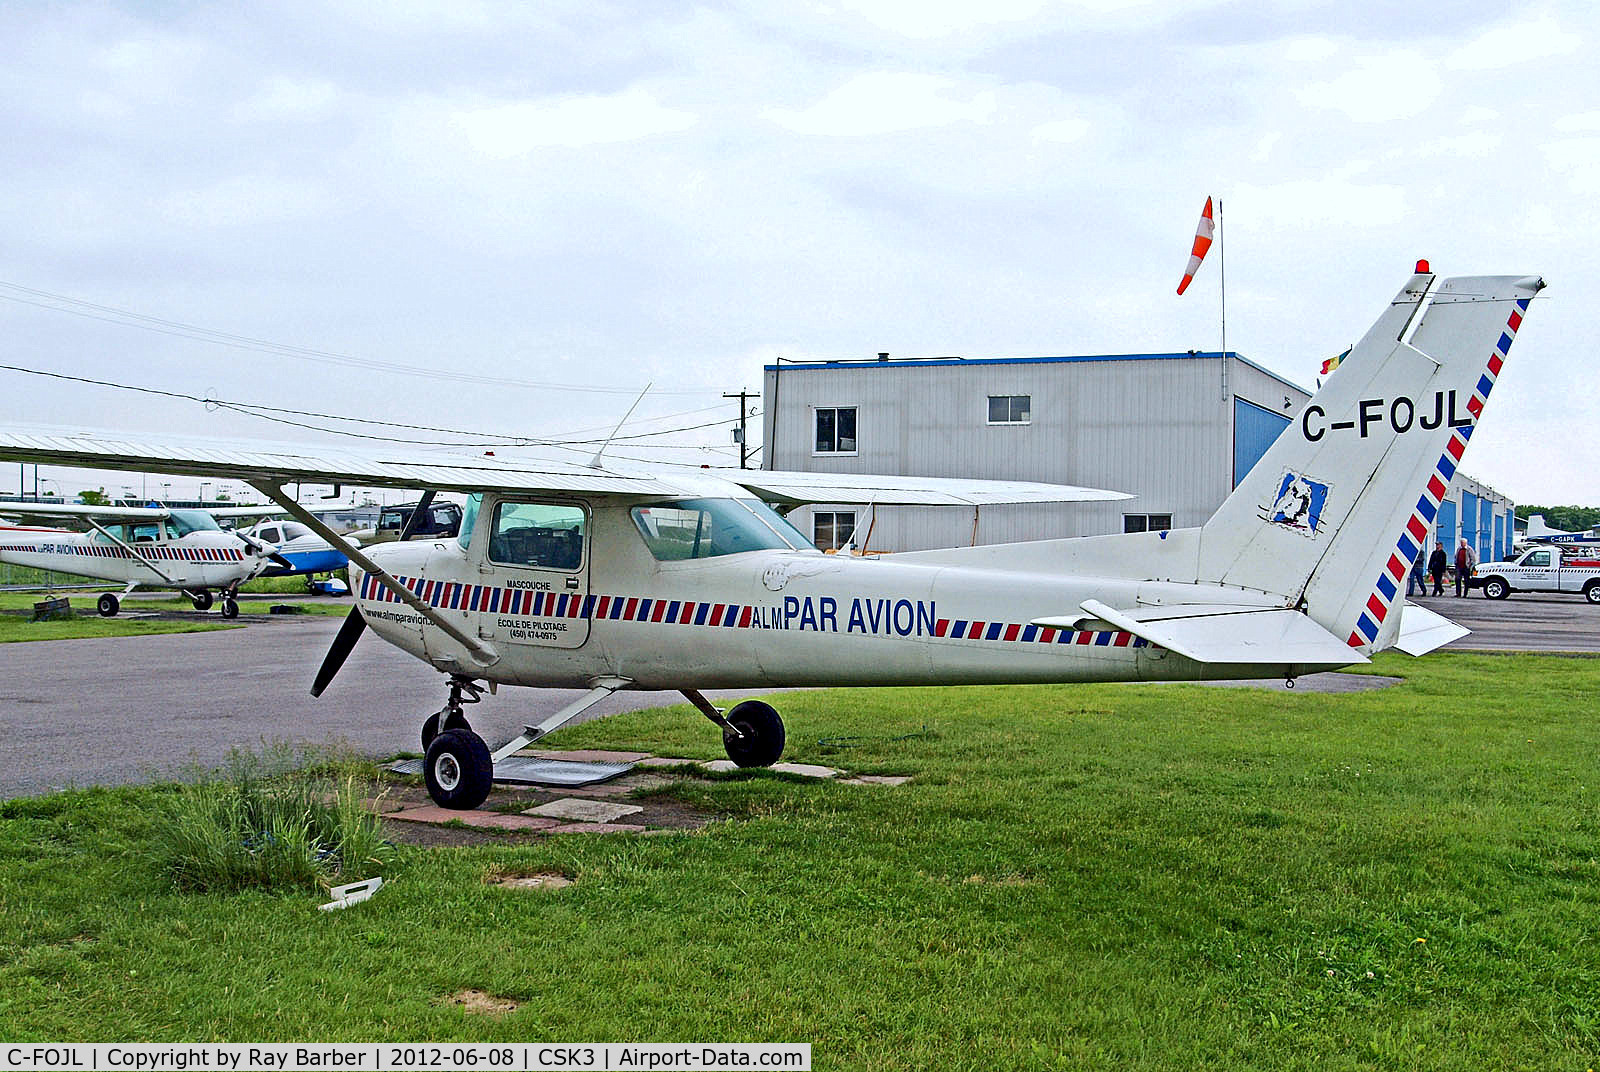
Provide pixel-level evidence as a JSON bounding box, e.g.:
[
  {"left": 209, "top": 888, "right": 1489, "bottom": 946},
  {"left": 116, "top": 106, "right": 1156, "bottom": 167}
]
[
  {"left": 0, "top": 265, "right": 1543, "bottom": 810},
  {"left": 0, "top": 500, "right": 292, "bottom": 616}
]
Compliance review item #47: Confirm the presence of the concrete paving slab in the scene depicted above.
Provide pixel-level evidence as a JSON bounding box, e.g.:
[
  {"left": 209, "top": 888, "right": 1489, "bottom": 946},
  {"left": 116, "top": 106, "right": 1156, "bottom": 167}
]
[
  {"left": 527, "top": 798, "right": 645, "bottom": 823},
  {"left": 771, "top": 762, "right": 840, "bottom": 778},
  {"left": 840, "top": 775, "right": 912, "bottom": 786}
]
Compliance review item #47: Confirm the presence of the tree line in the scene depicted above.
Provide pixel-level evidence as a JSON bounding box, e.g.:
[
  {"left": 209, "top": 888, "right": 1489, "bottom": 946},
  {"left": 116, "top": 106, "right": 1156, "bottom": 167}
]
[{"left": 1516, "top": 505, "right": 1600, "bottom": 532}]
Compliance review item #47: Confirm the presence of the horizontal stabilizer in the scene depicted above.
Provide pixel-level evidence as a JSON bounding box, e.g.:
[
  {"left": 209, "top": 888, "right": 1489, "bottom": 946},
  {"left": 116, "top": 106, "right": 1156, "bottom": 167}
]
[
  {"left": 1394, "top": 602, "right": 1469, "bottom": 656},
  {"left": 1033, "top": 599, "right": 1369, "bottom": 666}
]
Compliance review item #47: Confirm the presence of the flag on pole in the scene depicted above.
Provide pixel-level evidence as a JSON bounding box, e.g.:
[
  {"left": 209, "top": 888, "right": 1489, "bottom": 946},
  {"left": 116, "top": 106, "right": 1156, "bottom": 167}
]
[
  {"left": 1176, "top": 196, "right": 1216, "bottom": 295},
  {"left": 1320, "top": 347, "right": 1350, "bottom": 376}
]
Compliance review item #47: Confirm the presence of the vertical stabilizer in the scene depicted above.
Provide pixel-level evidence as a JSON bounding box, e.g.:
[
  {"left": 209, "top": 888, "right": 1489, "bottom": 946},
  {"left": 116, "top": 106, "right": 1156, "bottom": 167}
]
[{"left": 1197, "top": 269, "right": 1544, "bottom": 653}]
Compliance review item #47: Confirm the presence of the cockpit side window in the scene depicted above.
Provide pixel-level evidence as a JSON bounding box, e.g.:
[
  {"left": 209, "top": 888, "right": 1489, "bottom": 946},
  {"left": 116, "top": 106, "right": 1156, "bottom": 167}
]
[
  {"left": 630, "top": 498, "right": 809, "bottom": 561},
  {"left": 486, "top": 499, "right": 585, "bottom": 570}
]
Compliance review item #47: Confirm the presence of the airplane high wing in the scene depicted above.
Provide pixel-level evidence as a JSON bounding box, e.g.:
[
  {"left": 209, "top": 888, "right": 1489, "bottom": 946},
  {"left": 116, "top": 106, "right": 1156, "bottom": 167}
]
[
  {"left": 0, "top": 499, "right": 284, "bottom": 523},
  {"left": 0, "top": 430, "right": 1127, "bottom": 507},
  {"left": 0, "top": 266, "right": 1546, "bottom": 813}
]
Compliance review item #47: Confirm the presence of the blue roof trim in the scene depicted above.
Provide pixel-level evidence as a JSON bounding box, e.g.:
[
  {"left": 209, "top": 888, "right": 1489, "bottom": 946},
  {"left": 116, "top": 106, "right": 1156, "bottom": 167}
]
[{"left": 766, "top": 352, "right": 1309, "bottom": 395}]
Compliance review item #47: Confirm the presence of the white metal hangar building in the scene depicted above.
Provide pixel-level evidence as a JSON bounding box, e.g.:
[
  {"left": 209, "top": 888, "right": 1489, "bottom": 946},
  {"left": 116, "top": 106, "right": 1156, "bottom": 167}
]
[{"left": 759, "top": 350, "right": 1517, "bottom": 560}]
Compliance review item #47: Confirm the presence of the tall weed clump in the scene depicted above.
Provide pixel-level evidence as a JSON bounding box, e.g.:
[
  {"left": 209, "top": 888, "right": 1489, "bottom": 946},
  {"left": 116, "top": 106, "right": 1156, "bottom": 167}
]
[{"left": 157, "top": 744, "right": 393, "bottom": 893}]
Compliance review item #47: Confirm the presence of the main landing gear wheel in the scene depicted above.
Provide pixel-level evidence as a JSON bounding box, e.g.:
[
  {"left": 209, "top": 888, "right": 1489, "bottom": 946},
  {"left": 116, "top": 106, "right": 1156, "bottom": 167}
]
[
  {"left": 1482, "top": 577, "right": 1510, "bottom": 600},
  {"left": 722, "top": 700, "right": 786, "bottom": 768},
  {"left": 219, "top": 598, "right": 239, "bottom": 619},
  {"left": 420, "top": 710, "right": 470, "bottom": 751},
  {"left": 190, "top": 590, "right": 214, "bottom": 611},
  {"left": 424, "top": 728, "right": 494, "bottom": 810},
  {"left": 97, "top": 593, "right": 120, "bottom": 617}
]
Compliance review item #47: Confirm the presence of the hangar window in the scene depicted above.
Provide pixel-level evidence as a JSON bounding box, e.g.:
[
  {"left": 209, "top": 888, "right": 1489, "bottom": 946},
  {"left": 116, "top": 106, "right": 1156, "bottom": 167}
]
[
  {"left": 488, "top": 500, "right": 586, "bottom": 571},
  {"left": 1123, "top": 513, "right": 1174, "bottom": 534},
  {"left": 987, "top": 394, "right": 1031, "bottom": 424},
  {"left": 815, "top": 407, "right": 857, "bottom": 454},
  {"left": 813, "top": 511, "right": 856, "bottom": 552}
]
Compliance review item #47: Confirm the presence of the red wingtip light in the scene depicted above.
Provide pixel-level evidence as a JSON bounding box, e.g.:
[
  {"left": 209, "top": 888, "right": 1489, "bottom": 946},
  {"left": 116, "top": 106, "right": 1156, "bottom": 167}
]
[{"left": 1415, "top": 259, "right": 1431, "bottom": 274}]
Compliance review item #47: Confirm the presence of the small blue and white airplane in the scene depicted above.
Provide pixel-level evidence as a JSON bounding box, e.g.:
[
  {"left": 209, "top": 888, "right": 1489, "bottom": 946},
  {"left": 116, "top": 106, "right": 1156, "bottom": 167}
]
[
  {"left": 0, "top": 264, "right": 1545, "bottom": 811},
  {"left": 240, "top": 518, "right": 357, "bottom": 592}
]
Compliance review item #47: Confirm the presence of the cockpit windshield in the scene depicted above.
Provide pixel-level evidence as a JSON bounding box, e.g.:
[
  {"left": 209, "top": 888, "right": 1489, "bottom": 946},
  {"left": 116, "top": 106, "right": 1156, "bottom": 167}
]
[
  {"left": 631, "top": 498, "right": 814, "bottom": 561},
  {"left": 168, "top": 510, "right": 221, "bottom": 536}
]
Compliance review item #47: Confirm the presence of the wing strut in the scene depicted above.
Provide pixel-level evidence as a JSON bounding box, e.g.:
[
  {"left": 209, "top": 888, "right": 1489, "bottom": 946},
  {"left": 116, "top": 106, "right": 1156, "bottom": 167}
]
[
  {"left": 489, "top": 676, "right": 632, "bottom": 761},
  {"left": 246, "top": 480, "right": 499, "bottom": 671},
  {"left": 81, "top": 518, "right": 177, "bottom": 585}
]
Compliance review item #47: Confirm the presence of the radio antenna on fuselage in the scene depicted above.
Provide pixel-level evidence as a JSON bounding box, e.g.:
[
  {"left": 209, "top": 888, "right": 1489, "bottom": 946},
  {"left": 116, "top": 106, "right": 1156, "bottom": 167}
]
[{"left": 589, "top": 383, "right": 652, "bottom": 469}]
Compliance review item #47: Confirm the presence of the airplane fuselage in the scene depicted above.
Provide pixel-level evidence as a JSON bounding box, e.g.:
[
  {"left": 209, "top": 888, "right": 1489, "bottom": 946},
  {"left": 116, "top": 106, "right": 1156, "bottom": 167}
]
[
  {"left": 352, "top": 497, "right": 1306, "bottom": 694},
  {"left": 0, "top": 524, "right": 263, "bottom": 590}
]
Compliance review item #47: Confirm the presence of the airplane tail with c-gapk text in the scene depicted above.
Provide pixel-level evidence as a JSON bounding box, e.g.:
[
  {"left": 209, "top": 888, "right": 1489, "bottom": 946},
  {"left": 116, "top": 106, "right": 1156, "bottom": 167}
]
[{"left": 1196, "top": 267, "right": 1545, "bottom": 655}]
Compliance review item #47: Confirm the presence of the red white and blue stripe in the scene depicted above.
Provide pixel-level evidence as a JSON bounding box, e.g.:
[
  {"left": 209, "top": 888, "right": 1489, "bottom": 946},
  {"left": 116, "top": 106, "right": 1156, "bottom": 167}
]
[
  {"left": 360, "top": 573, "right": 1148, "bottom": 650},
  {"left": 1348, "top": 297, "right": 1530, "bottom": 649}
]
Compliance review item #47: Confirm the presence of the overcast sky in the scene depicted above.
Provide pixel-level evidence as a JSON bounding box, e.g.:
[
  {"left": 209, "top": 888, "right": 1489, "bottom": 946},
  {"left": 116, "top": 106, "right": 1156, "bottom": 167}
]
[{"left": 2, "top": 0, "right": 1595, "bottom": 506}]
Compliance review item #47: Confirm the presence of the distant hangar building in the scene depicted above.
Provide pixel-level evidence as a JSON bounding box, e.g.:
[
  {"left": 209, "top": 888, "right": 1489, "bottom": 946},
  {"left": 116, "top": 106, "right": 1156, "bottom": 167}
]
[{"left": 760, "top": 350, "right": 1516, "bottom": 561}]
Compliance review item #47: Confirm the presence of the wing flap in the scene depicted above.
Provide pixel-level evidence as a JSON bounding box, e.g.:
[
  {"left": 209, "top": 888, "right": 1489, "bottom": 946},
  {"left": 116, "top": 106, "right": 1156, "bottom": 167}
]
[
  {"left": 728, "top": 470, "right": 1131, "bottom": 507},
  {"left": 1037, "top": 599, "right": 1368, "bottom": 666}
]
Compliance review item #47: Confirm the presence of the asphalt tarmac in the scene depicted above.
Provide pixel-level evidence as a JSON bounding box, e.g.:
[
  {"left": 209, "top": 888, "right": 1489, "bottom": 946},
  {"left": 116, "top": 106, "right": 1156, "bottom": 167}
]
[{"left": 1, "top": 589, "right": 1593, "bottom": 799}]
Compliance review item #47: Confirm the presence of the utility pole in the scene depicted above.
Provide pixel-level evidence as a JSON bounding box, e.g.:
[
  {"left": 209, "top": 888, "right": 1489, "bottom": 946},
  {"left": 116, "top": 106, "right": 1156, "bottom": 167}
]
[{"left": 723, "top": 389, "right": 759, "bottom": 469}]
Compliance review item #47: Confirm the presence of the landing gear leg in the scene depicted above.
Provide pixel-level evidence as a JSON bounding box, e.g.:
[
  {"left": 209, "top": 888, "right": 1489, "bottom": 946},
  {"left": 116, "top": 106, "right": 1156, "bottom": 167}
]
[
  {"left": 682, "top": 691, "right": 785, "bottom": 768},
  {"left": 422, "top": 676, "right": 493, "bottom": 810},
  {"left": 421, "top": 675, "right": 483, "bottom": 750}
]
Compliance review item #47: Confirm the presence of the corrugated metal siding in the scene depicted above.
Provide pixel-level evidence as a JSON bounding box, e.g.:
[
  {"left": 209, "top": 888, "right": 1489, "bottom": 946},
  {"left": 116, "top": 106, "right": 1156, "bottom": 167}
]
[{"left": 762, "top": 353, "right": 1508, "bottom": 553}]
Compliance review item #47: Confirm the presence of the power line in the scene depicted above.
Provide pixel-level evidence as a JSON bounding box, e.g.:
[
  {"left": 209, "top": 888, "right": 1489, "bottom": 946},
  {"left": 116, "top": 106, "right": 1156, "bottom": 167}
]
[
  {"left": 0, "top": 362, "right": 757, "bottom": 451},
  {"left": 0, "top": 280, "right": 710, "bottom": 396}
]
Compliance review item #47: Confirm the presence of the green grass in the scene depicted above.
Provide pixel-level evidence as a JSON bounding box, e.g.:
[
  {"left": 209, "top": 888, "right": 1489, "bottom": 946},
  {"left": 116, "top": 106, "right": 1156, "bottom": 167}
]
[
  {"left": 157, "top": 746, "right": 395, "bottom": 893},
  {"left": 1, "top": 652, "right": 1597, "bottom": 1068},
  {"left": 0, "top": 590, "right": 348, "bottom": 642}
]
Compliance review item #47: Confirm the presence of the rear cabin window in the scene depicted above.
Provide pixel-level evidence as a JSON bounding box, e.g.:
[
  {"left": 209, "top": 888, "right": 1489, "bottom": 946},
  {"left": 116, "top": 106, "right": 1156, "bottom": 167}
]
[
  {"left": 487, "top": 501, "right": 585, "bottom": 571},
  {"left": 632, "top": 498, "right": 809, "bottom": 560}
]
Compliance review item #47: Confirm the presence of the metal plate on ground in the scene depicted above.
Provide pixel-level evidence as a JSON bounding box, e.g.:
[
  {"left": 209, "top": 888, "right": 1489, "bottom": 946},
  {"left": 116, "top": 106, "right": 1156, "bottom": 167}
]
[{"left": 388, "top": 757, "right": 635, "bottom": 787}]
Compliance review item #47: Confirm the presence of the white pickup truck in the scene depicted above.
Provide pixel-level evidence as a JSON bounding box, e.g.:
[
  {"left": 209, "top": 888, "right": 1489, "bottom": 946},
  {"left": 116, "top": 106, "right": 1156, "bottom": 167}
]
[{"left": 1477, "top": 545, "right": 1600, "bottom": 603}]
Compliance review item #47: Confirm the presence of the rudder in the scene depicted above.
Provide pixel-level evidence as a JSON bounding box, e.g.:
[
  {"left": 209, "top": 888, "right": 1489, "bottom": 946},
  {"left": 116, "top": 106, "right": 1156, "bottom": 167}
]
[{"left": 1197, "top": 268, "right": 1544, "bottom": 653}]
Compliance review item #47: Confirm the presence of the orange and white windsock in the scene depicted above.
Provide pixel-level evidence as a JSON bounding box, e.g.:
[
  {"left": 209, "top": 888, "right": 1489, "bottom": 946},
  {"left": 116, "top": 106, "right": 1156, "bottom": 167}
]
[{"left": 1176, "top": 196, "right": 1215, "bottom": 295}]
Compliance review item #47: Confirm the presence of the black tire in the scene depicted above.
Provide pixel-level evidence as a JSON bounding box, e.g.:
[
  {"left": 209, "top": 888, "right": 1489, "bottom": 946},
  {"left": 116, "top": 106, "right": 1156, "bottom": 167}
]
[
  {"left": 1586, "top": 583, "right": 1600, "bottom": 606},
  {"left": 722, "top": 700, "right": 785, "bottom": 768},
  {"left": 190, "top": 590, "right": 214, "bottom": 611},
  {"left": 1482, "top": 577, "right": 1510, "bottom": 600},
  {"left": 97, "top": 593, "right": 119, "bottom": 617},
  {"left": 220, "top": 598, "right": 239, "bottom": 619},
  {"left": 420, "top": 710, "right": 470, "bottom": 751},
  {"left": 424, "top": 728, "right": 494, "bottom": 810}
]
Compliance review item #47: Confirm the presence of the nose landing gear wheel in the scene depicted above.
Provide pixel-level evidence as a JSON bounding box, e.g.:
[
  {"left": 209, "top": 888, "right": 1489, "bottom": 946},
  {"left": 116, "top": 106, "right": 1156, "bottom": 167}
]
[
  {"left": 722, "top": 700, "right": 786, "bottom": 768},
  {"left": 220, "top": 598, "right": 239, "bottom": 619},
  {"left": 424, "top": 728, "right": 494, "bottom": 810},
  {"left": 97, "top": 593, "right": 120, "bottom": 617}
]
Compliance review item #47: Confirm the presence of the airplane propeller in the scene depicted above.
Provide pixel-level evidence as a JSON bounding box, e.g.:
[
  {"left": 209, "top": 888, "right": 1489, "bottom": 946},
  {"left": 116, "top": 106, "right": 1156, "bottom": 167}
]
[
  {"left": 310, "top": 491, "right": 436, "bottom": 697},
  {"left": 234, "top": 531, "right": 294, "bottom": 571},
  {"left": 312, "top": 606, "right": 367, "bottom": 697}
]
